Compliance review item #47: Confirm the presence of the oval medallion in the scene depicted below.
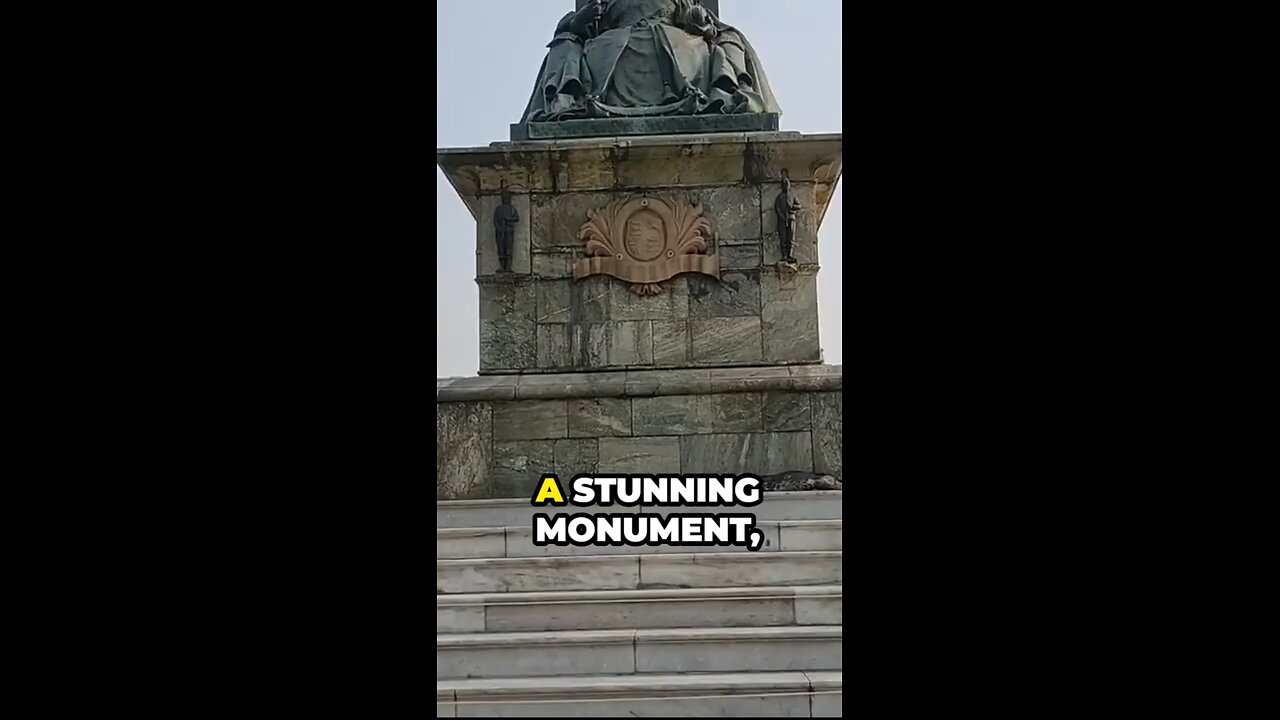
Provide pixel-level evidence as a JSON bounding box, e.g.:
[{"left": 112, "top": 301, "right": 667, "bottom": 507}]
[{"left": 624, "top": 208, "right": 665, "bottom": 262}]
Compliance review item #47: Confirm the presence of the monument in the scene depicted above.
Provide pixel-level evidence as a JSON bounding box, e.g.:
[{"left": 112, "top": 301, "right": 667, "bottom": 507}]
[{"left": 437, "top": 0, "right": 842, "bottom": 499}]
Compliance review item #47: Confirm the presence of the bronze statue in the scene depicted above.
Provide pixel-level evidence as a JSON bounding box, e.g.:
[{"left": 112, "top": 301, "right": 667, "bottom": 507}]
[
  {"left": 493, "top": 183, "right": 519, "bottom": 272},
  {"left": 521, "top": 0, "right": 780, "bottom": 122},
  {"left": 775, "top": 170, "right": 801, "bottom": 264}
]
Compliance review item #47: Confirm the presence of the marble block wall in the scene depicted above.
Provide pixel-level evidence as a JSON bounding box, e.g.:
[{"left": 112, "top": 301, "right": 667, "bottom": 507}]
[
  {"left": 436, "top": 366, "right": 842, "bottom": 500},
  {"left": 438, "top": 132, "right": 842, "bottom": 375}
]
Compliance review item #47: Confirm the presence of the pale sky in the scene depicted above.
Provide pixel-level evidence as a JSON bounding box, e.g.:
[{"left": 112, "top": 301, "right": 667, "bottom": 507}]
[{"left": 436, "top": 0, "right": 842, "bottom": 378}]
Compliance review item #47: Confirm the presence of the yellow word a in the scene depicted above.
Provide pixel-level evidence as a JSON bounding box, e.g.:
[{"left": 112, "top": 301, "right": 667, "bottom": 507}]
[{"left": 532, "top": 475, "right": 565, "bottom": 505}]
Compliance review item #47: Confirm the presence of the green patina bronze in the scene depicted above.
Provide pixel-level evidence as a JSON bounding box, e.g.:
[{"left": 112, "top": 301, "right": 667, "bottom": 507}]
[{"left": 519, "top": 0, "right": 781, "bottom": 126}]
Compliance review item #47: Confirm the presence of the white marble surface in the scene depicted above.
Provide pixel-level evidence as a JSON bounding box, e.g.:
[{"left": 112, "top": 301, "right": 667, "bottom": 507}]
[
  {"left": 807, "top": 671, "right": 843, "bottom": 717},
  {"left": 634, "top": 626, "right": 842, "bottom": 673},
  {"left": 777, "top": 520, "right": 843, "bottom": 551},
  {"left": 638, "top": 550, "right": 842, "bottom": 589},
  {"left": 794, "top": 585, "right": 843, "bottom": 625},
  {"left": 437, "top": 585, "right": 843, "bottom": 633},
  {"left": 438, "top": 527, "right": 507, "bottom": 559},
  {"left": 437, "top": 555, "right": 641, "bottom": 594},
  {"left": 437, "top": 604, "right": 486, "bottom": 633},
  {"left": 441, "top": 671, "right": 822, "bottom": 718}
]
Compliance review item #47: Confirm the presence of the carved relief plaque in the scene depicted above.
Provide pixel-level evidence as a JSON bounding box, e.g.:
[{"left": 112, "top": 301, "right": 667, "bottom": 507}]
[{"left": 572, "top": 196, "right": 720, "bottom": 295}]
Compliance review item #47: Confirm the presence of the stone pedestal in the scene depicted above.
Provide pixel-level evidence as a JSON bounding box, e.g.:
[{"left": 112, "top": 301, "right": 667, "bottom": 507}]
[
  {"left": 436, "top": 366, "right": 843, "bottom": 500},
  {"left": 437, "top": 131, "right": 842, "bottom": 498},
  {"left": 438, "top": 132, "right": 842, "bottom": 375}
]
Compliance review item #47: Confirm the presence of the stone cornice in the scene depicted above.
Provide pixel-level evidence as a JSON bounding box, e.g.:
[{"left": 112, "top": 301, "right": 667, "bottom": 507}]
[
  {"left": 437, "top": 132, "right": 842, "bottom": 232},
  {"left": 437, "top": 365, "right": 842, "bottom": 402}
]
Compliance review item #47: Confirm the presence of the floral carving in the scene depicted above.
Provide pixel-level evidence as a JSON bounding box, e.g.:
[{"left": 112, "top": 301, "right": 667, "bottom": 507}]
[{"left": 573, "top": 195, "right": 720, "bottom": 294}]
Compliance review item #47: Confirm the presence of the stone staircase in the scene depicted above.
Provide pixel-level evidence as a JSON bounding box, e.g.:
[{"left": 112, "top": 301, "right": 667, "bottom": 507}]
[{"left": 436, "top": 491, "right": 843, "bottom": 717}]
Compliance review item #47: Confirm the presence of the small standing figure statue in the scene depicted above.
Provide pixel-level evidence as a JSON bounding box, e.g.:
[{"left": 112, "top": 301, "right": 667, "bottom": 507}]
[
  {"left": 774, "top": 169, "right": 802, "bottom": 264},
  {"left": 493, "top": 181, "right": 519, "bottom": 273}
]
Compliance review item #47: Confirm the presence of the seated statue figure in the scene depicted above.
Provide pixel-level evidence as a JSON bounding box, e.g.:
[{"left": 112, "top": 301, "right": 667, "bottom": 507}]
[{"left": 520, "top": 0, "right": 781, "bottom": 122}]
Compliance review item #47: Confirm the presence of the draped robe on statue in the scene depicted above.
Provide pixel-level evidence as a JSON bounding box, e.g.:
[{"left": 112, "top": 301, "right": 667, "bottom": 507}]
[{"left": 520, "top": 0, "right": 781, "bottom": 122}]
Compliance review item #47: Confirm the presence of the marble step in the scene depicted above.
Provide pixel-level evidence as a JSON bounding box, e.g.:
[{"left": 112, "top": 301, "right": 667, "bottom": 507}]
[
  {"left": 439, "top": 584, "right": 842, "bottom": 633},
  {"left": 437, "top": 490, "right": 842, "bottom": 529},
  {"left": 437, "top": 670, "right": 842, "bottom": 717},
  {"left": 436, "top": 625, "right": 842, "bottom": 680},
  {"left": 437, "top": 520, "right": 842, "bottom": 559},
  {"left": 437, "top": 550, "right": 843, "bottom": 595}
]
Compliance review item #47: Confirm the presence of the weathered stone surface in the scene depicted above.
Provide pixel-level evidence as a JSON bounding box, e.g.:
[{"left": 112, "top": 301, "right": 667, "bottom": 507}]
[
  {"left": 531, "top": 251, "right": 573, "bottom": 279},
  {"left": 493, "top": 440, "right": 554, "bottom": 498},
  {"left": 774, "top": 520, "right": 841, "bottom": 553},
  {"left": 744, "top": 135, "right": 843, "bottom": 191},
  {"left": 710, "top": 366, "right": 793, "bottom": 393},
  {"left": 477, "top": 194, "right": 532, "bottom": 276},
  {"left": 493, "top": 400, "right": 568, "bottom": 441},
  {"left": 571, "top": 321, "right": 654, "bottom": 368},
  {"left": 435, "top": 148, "right": 556, "bottom": 197},
  {"left": 762, "top": 472, "right": 842, "bottom": 492},
  {"left": 437, "top": 631, "right": 637, "bottom": 680},
  {"left": 651, "top": 320, "right": 689, "bottom": 366},
  {"left": 760, "top": 432, "right": 815, "bottom": 473},
  {"left": 480, "top": 318, "right": 536, "bottom": 371},
  {"left": 716, "top": 243, "right": 762, "bottom": 271},
  {"left": 794, "top": 586, "right": 843, "bottom": 625},
  {"left": 511, "top": 112, "right": 779, "bottom": 141},
  {"left": 639, "top": 551, "right": 840, "bottom": 589},
  {"left": 436, "top": 402, "right": 492, "bottom": 500},
  {"left": 761, "top": 182, "right": 817, "bottom": 265},
  {"left": 438, "top": 527, "right": 508, "bottom": 560},
  {"left": 695, "top": 186, "right": 763, "bottom": 241},
  {"left": 439, "top": 133, "right": 841, "bottom": 229},
  {"left": 625, "top": 368, "right": 712, "bottom": 396},
  {"left": 516, "top": 371, "right": 628, "bottom": 400},
  {"left": 689, "top": 272, "right": 760, "bottom": 318},
  {"left": 537, "top": 324, "right": 571, "bottom": 369},
  {"left": 811, "top": 391, "right": 842, "bottom": 479},
  {"left": 436, "top": 603, "right": 485, "bottom": 633},
  {"left": 479, "top": 277, "right": 537, "bottom": 371},
  {"left": 598, "top": 437, "right": 681, "bottom": 474},
  {"left": 568, "top": 398, "right": 632, "bottom": 438},
  {"left": 690, "top": 317, "right": 763, "bottom": 364},
  {"left": 614, "top": 139, "right": 747, "bottom": 188},
  {"left": 441, "top": 679, "right": 811, "bottom": 718},
  {"left": 553, "top": 438, "right": 599, "bottom": 478},
  {"left": 536, "top": 280, "right": 572, "bottom": 324},
  {"left": 441, "top": 135, "right": 843, "bottom": 377},
  {"left": 479, "top": 276, "right": 536, "bottom": 320},
  {"left": 787, "top": 364, "right": 842, "bottom": 392},
  {"left": 437, "top": 555, "right": 640, "bottom": 594},
  {"left": 761, "top": 270, "right": 820, "bottom": 363},
  {"left": 558, "top": 145, "right": 618, "bottom": 191},
  {"left": 634, "top": 626, "right": 842, "bottom": 674},
  {"left": 631, "top": 627, "right": 832, "bottom": 673},
  {"left": 479, "top": 587, "right": 794, "bottom": 633},
  {"left": 437, "top": 375, "right": 517, "bottom": 402},
  {"left": 441, "top": 367, "right": 838, "bottom": 402},
  {"left": 680, "top": 432, "right": 813, "bottom": 475},
  {"left": 531, "top": 192, "right": 615, "bottom": 251},
  {"left": 632, "top": 395, "right": 714, "bottom": 436},
  {"left": 609, "top": 277, "right": 689, "bottom": 321},
  {"left": 571, "top": 275, "right": 612, "bottom": 323},
  {"left": 764, "top": 391, "right": 811, "bottom": 431},
  {"left": 711, "top": 392, "right": 763, "bottom": 433},
  {"left": 810, "top": 674, "right": 843, "bottom": 717}
]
